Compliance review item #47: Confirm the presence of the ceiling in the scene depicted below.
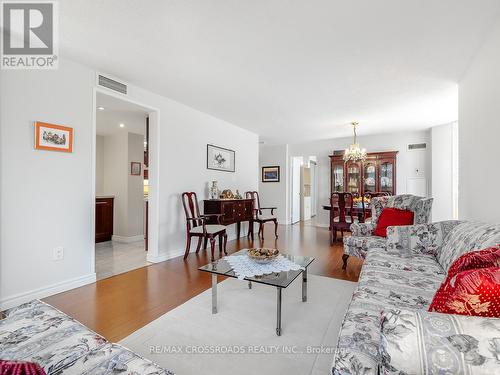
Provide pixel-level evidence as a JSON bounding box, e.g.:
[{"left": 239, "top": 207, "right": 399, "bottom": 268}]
[
  {"left": 61, "top": 1, "right": 500, "bottom": 143},
  {"left": 96, "top": 92, "right": 148, "bottom": 136}
]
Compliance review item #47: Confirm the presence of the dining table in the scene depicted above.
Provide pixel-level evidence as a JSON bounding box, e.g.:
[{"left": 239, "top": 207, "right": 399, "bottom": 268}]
[{"left": 322, "top": 202, "right": 372, "bottom": 226}]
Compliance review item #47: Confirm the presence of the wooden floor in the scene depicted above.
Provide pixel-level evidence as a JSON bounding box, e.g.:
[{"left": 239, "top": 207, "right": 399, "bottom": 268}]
[{"left": 43, "top": 222, "right": 362, "bottom": 342}]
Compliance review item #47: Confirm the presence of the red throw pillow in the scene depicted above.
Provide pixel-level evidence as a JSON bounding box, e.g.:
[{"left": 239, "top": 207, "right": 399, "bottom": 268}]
[
  {"left": 373, "top": 207, "right": 414, "bottom": 237},
  {"left": 428, "top": 267, "right": 500, "bottom": 317},
  {"left": 0, "top": 361, "right": 46, "bottom": 375},
  {"left": 446, "top": 245, "right": 500, "bottom": 281}
]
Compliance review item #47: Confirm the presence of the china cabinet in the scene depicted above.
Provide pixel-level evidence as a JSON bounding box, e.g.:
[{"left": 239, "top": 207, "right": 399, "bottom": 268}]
[{"left": 329, "top": 151, "right": 398, "bottom": 195}]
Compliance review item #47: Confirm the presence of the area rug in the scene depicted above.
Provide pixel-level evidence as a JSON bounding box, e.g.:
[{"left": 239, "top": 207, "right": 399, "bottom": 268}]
[{"left": 120, "top": 275, "right": 357, "bottom": 375}]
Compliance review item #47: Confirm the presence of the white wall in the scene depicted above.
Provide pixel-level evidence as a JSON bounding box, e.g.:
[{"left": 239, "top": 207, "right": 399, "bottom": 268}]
[
  {"left": 127, "top": 133, "right": 144, "bottom": 237},
  {"left": 95, "top": 135, "right": 105, "bottom": 195},
  {"left": 0, "top": 57, "right": 258, "bottom": 309},
  {"left": 286, "top": 130, "right": 431, "bottom": 226},
  {"left": 431, "top": 122, "right": 457, "bottom": 221},
  {"left": 1, "top": 60, "right": 96, "bottom": 308},
  {"left": 258, "top": 144, "right": 289, "bottom": 223},
  {"left": 458, "top": 15, "right": 500, "bottom": 223},
  {"left": 102, "top": 131, "right": 129, "bottom": 237}
]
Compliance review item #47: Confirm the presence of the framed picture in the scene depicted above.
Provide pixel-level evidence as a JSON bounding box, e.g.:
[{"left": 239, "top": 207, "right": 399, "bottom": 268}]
[
  {"left": 131, "top": 162, "right": 142, "bottom": 176},
  {"left": 207, "top": 144, "right": 235, "bottom": 172},
  {"left": 34, "top": 121, "right": 73, "bottom": 153},
  {"left": 262, "top": 166, "right": 280, "bottom": 182}
]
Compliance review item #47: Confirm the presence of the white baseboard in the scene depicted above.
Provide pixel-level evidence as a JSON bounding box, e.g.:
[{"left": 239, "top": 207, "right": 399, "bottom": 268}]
[
  {"left": 112, "top": 234, "right": 144, "bottom": 243},
  {"left": 149, "top": 227, "right": 261, "bottom": 263},
  {"left": 314, "top": 222, "right": 330, "bottom": 228},
  {"left": 147, "top": 249, "right": 185, "bottom": 263},
  {"left": 0, "top": 273, "right": 96, "bottom": 310}
]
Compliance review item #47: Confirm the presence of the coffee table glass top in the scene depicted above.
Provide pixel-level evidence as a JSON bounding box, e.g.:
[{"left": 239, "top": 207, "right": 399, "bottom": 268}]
[{"left": 198, "top": 249, "right": 314, "bottom": 288}]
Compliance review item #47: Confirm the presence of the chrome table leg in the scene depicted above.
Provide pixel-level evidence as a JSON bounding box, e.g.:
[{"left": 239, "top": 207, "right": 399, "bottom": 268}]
[
  {"left": 212, "top": 274, "right": 217, "bottom": 314},
  {"left": 276, "top": 287, "right": 282, "bottom": 336},
  {"left": 302, "top": 267, "right": 308, "bottom": 302}
]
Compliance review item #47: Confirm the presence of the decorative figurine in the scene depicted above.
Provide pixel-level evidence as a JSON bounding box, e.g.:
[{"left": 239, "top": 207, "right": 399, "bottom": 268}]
[
  {"left": 220, "top": 189, "right": 234, "bottom": 199},
  {"left": 235, "top": 190, "right": 242, "bottom": 199}
]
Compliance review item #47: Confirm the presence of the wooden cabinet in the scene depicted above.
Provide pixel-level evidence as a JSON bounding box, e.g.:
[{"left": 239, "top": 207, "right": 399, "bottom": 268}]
[
  {"left": 204, "top": 199, "right": 254, "bottom": 237},
  {"left": 329, "top": 151, "right": 398, "bottom": 195},
  {"left": 95, "top": 197, "right": 114, "bottom": 243}
]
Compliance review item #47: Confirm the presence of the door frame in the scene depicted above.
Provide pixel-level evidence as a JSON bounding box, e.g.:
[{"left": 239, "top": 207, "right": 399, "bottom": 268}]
[
  {"left": 309, "top": 160, "right": 318, "bottom": 217},
  {"left": 290, "top": 156, "right": 303, "bottom": 224},
  {"left": 91, "top": 87, "right": 161, "bottom": 275}
]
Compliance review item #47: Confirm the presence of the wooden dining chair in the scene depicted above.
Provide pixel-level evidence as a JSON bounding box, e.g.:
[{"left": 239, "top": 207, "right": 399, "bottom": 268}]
[
  {"left": 361, "top": 192, "right": 391, "bottom": 222},
  {"left": 182, "top": 192, "right": 227, "bottom": 261},
  {"left": 245, "top": 191, "right": 278, "bottom": 240},
  {"left": 330, "top": 192, "right": 354, "bottom": 244}
]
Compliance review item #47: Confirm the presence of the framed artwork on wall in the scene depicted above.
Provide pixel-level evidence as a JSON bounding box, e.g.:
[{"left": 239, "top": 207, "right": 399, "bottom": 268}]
[
  {"left": 131, "top": 162, "right": 142, "bottom": 176},
  {"left": 207, "top": 144, "right": 235, "bottom": 172},
  {"left": 34, "top": 121, "right": 73, "bottom": 153},
  {"left": 262, "top": 166, "right": 280, "bottom": 182}
]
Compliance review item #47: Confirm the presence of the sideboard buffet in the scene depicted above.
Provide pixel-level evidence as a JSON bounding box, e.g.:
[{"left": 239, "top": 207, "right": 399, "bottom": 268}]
[{"left": 203, "top": 199, "right": 254, "bottom": 238}]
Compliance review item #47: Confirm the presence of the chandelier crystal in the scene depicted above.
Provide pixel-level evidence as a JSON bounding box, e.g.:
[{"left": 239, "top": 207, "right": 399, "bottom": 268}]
[{"left": 343, "top": 122, "right": 367, "bottom": 162}]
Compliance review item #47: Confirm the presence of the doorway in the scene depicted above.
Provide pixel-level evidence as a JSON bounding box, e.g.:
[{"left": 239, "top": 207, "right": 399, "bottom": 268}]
[
  {"left": 93, "top": 91, "right": 153, "bottom": 280},
  {"left": 310, "top": 160, "right": 318, "bottom": 217},
  {"left": 290, "top": 156, "right": 303, "bottom": 224}
]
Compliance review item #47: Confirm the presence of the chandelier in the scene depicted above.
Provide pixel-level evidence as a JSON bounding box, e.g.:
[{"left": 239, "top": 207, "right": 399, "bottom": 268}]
[{"left": 343, "top": 122, "right": 367, "bottom": 162}]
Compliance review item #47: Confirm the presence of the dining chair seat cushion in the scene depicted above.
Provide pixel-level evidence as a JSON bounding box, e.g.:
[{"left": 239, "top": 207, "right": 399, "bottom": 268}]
[
  {"left": 333, "top": 217, "right": 354, "bottom": 223},
  {"left": 373, "top": 208, "right": 414, "bottom": 237},
  {"left": 255, "top": 215, "right": 277, "bottom": 221},
  {"left": 190, "top": 225, "right": 226, "bottom": 234}
]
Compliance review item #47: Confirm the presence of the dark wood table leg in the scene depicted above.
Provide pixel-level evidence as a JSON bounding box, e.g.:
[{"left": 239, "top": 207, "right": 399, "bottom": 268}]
[
  {"left": 236, "top": 221, "right": 241, "bottom": 238},
  {"left": 342, "top": 254, "right": 349, "bottom": 270},
  {"left": 248, "top": 220, "right": 254, "bottom": 240}
]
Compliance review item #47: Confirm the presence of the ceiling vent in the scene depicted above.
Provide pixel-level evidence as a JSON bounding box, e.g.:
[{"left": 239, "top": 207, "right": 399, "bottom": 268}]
[
  {"left": 97, "top": 74, "right": 128, "bottom": 95},
  {"left": 407, "top": 142, "right": 427, "bottom": 152}
]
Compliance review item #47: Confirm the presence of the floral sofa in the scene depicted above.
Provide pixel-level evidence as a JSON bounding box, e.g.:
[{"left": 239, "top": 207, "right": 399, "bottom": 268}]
[
  {"left": 0, "top": 300, "right": 173, "bottom": 374},
  {"left": 342, "top": 194, "right": 433, "bottom": 269},
  {"left": 332, "top": 220, "right": 500, "bottom": 374}
]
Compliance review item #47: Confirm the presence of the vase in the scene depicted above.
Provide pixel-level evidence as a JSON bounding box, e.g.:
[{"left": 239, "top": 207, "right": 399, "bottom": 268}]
[{"left": 210, "top": 181, "right": 219, "bottom": 199}]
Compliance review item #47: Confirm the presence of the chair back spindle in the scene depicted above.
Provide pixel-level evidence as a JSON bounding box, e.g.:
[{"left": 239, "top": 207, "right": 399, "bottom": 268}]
[
  {"left": 331, "top": 192, "right": 354, "bottom": 224},
  {"left": 245, "top": 191, "right": 261, "bottom": 215},
  {"left": 182, "top": 192, "right": 202, "bottom": 230}
]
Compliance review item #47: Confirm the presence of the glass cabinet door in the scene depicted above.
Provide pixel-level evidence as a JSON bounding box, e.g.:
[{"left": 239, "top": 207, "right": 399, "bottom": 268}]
[
  {"left": 346, "top": 162, "right": 361, "bottom": 194},
  {"left": 363, "top": 162, "right": 377, "bottom": 193},
  {"left": 332, "top": 163, "right": 344, "bottom": 192},
  {"left": 379, "top": 160, "right": 394, "bottom": 193}
]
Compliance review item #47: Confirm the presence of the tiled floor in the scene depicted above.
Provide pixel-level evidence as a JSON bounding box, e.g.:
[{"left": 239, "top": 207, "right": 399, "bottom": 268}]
[{"left": 95, "top": 240, "right": 150, "bottom": 280}]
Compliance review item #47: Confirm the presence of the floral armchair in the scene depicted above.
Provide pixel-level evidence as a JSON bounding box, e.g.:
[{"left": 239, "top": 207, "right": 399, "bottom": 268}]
[{"left": 342, "top": 194, "right": 433, "bottom": 269}]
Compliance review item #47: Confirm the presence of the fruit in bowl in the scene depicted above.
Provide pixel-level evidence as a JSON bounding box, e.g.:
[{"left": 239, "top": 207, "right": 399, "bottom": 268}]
[{"left": 247, "top": 248, "right": 279, "bottom": 263}]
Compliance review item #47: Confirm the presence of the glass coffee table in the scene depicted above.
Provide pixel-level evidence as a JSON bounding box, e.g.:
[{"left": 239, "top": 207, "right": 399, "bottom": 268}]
[{"left": 198, "top": 249, "right": 314, "bottom": 336}]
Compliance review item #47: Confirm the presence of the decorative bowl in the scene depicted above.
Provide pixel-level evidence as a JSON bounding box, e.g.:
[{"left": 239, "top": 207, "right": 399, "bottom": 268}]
[{"left": 247, "top": 248, "right": 280, "bottom": 263}]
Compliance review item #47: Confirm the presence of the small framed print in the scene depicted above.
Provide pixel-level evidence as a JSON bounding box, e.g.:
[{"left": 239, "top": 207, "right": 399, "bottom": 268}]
[
  {"left": 207, "top": 144, "right": 235, "bottom": 172},
  {"left": 262, "top": 166, "right": 280, "bottom": 182},
  {"left": 34, "top": 122, "right": 73, "bottom": 153},
  {"left": 131, "top": 162, "right": 142, "bottom": 176}
]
